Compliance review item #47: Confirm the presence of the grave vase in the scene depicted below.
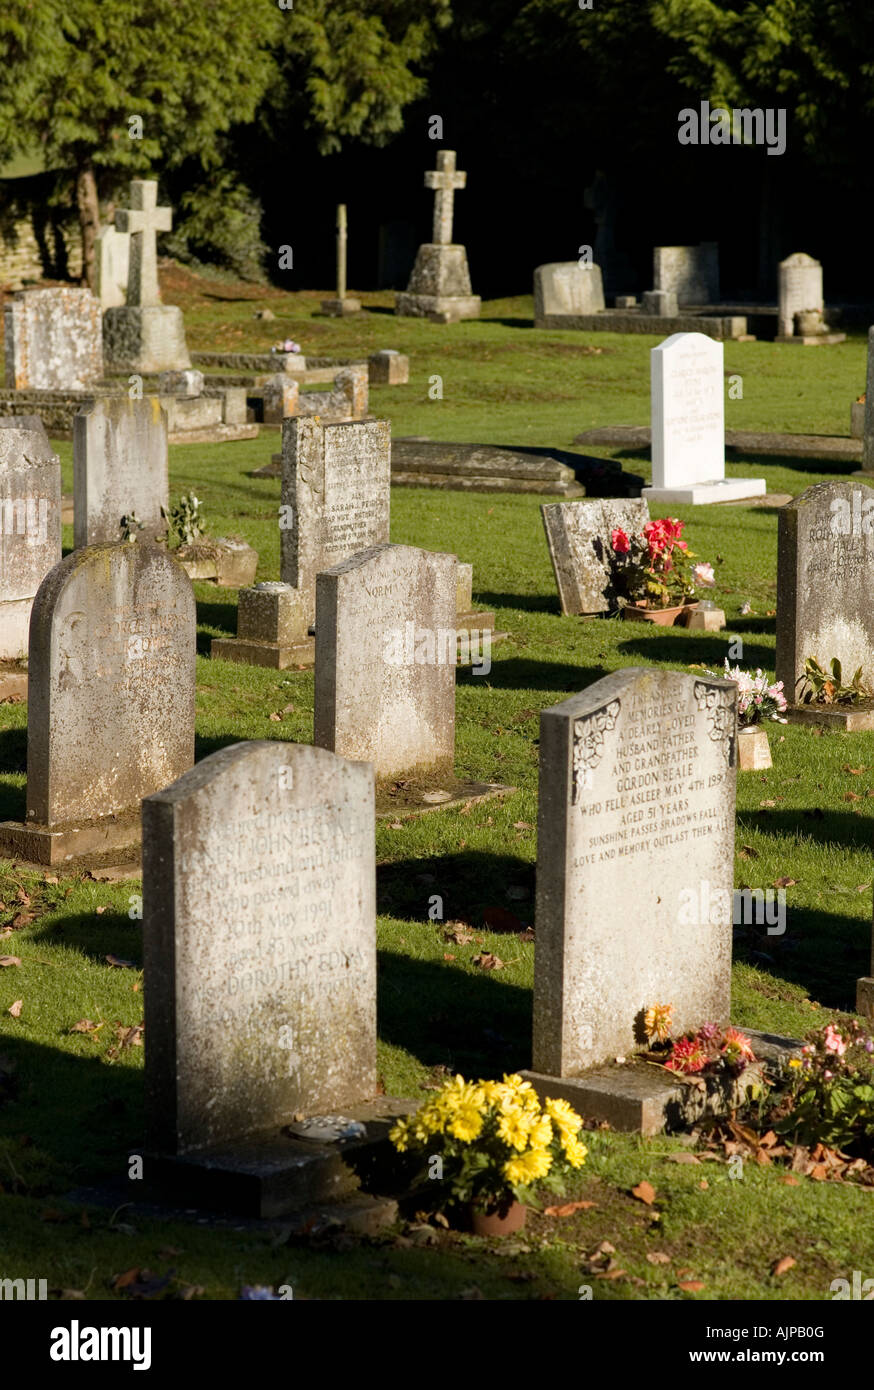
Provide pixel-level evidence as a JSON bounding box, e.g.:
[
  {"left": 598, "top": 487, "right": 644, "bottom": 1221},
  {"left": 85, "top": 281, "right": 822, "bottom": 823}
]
[
  {"left": 737, "top": 725, "right": 772, "bottom": 771},
  {"left": 467, "top": 1197, "right": 527, "bottom": 1237},
  {"left": 620, "top": 601, "right": 691, "bottom": 626}
]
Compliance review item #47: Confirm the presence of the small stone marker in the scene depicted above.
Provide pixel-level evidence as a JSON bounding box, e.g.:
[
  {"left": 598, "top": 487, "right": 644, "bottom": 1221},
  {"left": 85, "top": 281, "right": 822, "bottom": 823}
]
[
  {"left": 524, "top": 666, "right": 737, "bottom": 1103},
  {"left": 777, "top": 252, "right": 823, "bottom": 338},
  {"left": 776, "top": 480, "right": 874, "bottom": 726},
  {"left": 212, "top": 417, "right": 391, "bottom": 668},
  {"left": 4, "top": 288, "right": 102, "bottom": 390},
  {"left": 396, "top": 151, "right": 481, "bottom": 322},
  {"left": 653, "top": 243, "right": 719, "bottom": 305},
  {"left": 0, "top": 426, "right": 62, "bottom": 659},
  {"left": 73, "top": 397, "right": 169, "bottom": 547},
  {"left": 0, "top": 544, "right": 195, "bottom": 866},
  {"left": 143, "top": 740, "right": 377, "bottom": 1156},
  {"left": 321, "top": 204, "right": 361, "bottom": 316},
  {"left": 533, "top": 263, "right": 605, "bottom": 327},
  {"left": 541, "top": 498, "right": 650, "bottom": 616},
  {"left": 368, "top": 350, "right": 409, "bottom": 385},
  {"left": 645, "top": 331, "right": 765, "bottom": 505},
  {"left": 94, "top": 225, "right": 130, "bottom": 310},
  {"left": 314, "top": 543, "right": 457, "bottom": 780},
  {"left": 103, "top": 179, "right": 190, "bottom": 372}
]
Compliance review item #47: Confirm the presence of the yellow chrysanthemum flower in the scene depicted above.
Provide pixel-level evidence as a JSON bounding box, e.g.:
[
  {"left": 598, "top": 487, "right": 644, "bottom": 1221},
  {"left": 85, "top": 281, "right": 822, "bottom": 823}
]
[
  {"left": 529, "top": 1114, "right": 553, "bottom": 1149},
  {"left": 545, "top": 1096, "right": 582, "bottom": 1134},
  {"left": 504, "top": 1146, "right": 553, "bottom": 1185},
  {"left": 563, "top": 1137, "right": 588, "bottom": 1169},
  {"left": 447, "top": 1104, "right": 484, "bottom": 1143},
  {"left": 497, "top": 1109, "right": 534, "bottom": 1152},
  {"left": 390, "top": 1118, "right": 410, "bottom": 1152}
]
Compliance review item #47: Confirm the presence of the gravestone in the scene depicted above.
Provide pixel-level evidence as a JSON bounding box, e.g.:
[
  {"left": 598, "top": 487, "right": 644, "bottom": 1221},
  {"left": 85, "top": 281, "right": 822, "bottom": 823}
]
[
  {"left": 103, "top": 180, "right": 191, "bottom": 372},
  {"left": 4, "top": 288, "right": 102, "bottom": 389},
  {"left": 0, "top": 427, "right": 62, "bottom": 659},
  {"left": 526, "top": 665, "right": 737, "bottom": 1081},
  {"left": 533, "top": 263, "right": 605, "bottom": 328},
  {"left": 94, "top": 225, "right": 130, "bottom": 310},
  {"left": 777, "top": 252, "right": 823, "bottom": 338},
  {"left": 541, "top": 498, "right": 650, "bottom": 615},
  {"left": 645, "top": 331, "right": 765, "bottom": 505},
  {"left": 73, "top": 397, "right": 169, "bottom": 546},
  {"left": 396, "top": 151, "right": 481, "bottom": 322},
  {"left": 143, "top": 740, "right": 377, "bottom": 1158},
  {"left": 864, "top": 329, "right": 874, "bottom": 472},
  {"left": 653, "top": 244, "right": 719, "bottom": 305},
  {"left": 212, "top": 418, "right": 391, "bottom": 668},
  {"left": 0, "top": 544, "right": 195, "bottom": 867},
  {"left": 776, "top": 480, "right": 874, "bottom": 725},
  {"left": 314, "top": 543, "right": 457, "bottom": 780}
]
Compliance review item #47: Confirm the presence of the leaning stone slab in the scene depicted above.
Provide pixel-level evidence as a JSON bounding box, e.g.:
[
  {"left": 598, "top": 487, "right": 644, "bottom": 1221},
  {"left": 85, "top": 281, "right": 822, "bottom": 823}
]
[
  {"left": 73, "top": 397, "right": 169, "bottom": 547},
  {"left": 0, "top": 544, "right": 195, "bottom": 869},
  {"left": 4, "top": 288, "right": 102, "bottom": 390},
  {"left": 541, "top": 499, "right": 650, "bottom": 616},
  {"left": 534, "top": 262, "right": 605, "bottom": 328},
  {"left": 0, "top": 426, "right": 62, "bottom": 659}
]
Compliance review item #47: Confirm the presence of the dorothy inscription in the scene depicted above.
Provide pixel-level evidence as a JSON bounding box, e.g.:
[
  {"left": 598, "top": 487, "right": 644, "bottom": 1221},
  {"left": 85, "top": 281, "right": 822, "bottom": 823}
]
[{"left": 533, "top": 668, "right": 737, "bottom": 1075}]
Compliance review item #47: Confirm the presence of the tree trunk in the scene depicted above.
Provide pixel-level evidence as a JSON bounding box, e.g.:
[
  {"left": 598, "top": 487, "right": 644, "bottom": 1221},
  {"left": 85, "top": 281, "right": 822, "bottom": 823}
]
[{"left": 75, "top": 162, "right": 101, "bottom": 291}]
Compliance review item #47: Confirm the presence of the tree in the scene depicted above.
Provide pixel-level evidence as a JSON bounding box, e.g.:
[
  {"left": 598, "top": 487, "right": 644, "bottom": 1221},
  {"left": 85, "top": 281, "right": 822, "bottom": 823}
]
[{"left": 0, "top": 0, "right": 281, "bottom": 286}]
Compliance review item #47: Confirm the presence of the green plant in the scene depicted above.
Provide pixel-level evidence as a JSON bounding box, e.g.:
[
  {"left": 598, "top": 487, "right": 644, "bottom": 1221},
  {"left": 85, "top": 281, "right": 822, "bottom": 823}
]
[
  {"left": 162, "top": 493, "right": 206, "bottom": 547},
  {"left": 119, "top": 512, "right": 144, "bottom": 543},
  {"left": 777, "top": 1021, "right": 874, "bottom": 1155},
  {"left": 796, "top": 656, "right": 872, "bottom": 705},
  {"left": 609, "top": 517, "right": 713, "bottom": 610}
]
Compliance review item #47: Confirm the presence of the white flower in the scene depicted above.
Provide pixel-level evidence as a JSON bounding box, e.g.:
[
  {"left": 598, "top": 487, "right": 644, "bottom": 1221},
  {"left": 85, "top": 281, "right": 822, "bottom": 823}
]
[{"left": 693, "top": 562, "right": 715, "bottom": 587}]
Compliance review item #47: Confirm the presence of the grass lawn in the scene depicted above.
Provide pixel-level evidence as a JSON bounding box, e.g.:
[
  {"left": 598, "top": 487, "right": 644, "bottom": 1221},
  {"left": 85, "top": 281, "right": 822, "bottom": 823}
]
[{"left": 1, "top": 275, "right": 872, "bottom": 1301}]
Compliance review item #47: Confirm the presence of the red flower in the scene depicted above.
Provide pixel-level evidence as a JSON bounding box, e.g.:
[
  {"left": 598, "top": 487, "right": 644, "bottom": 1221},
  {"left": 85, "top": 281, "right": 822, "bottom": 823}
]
[
  {"left": 611, "top": 528, "right": 630, "bottom": 554},
  {"left": 664, "top": 1035, "right": 707, "bottom": 1073}
]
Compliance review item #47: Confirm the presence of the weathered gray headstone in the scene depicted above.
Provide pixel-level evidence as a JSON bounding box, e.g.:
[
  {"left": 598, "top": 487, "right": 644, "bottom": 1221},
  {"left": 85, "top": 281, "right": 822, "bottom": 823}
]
[
  {"left": 645, "top": 331, "right": 765, "bottom": 505},
  {"left": 73, "top": 397, "right": 169, "bottom": 547},
  {"left": 103, "top": 179, "right": 190, "bottom": 372},
  {"left": 541, "top": 498, "right": 650, "bottom": 616},
  {"left": 4, "top": 288, "right": 102, "bottom": 390},
  {"left": 314, "top": 543, "right": 457, "bottom": 779},
  {"left": 532, "top": 667, "right": 737, "bottom": 1074},
  {"left": 94, "top": 225, "right": 130, "bottom": 310},
  {"left": 653, "top": 244, "right": 719, "bottom": 305},
  {"left": 143, "top": 740, "right": 376, "bottom": 1155},
  {"left": 776, "top": 480, "right": 874, "bottom": 707},
  {"left": 777, "top": 252, "right": 823, "bottom": 338},
  {"left": 0, "top": 427, "right": 62, "bottom": 659},
  {"left": 396, "top": 151, "right": 480, "bottom": 322},
  {"left": 864, "top": 328, "right": 874, "bottom": 471},
  {"left": 212, "top": 417, "right": 392, "bottom": 668},
  {"left": 0, "top": 544, "right": 195, "bottom": 866},
  {"left": 533, "top": 263, "right": 605, "bottom": 327}
]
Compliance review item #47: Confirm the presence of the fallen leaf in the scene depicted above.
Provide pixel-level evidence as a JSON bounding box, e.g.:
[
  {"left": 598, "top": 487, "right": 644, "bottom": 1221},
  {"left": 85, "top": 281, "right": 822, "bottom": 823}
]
[
  {"left": 69, "top": 1019, "right": 102, "bottom": 1035},
  {"left": 95, "top": 905, "right": 107, "bottom": 915},
  {"left": 512, "top": 821, "right": 533, "bottom": 831},
  {"left": 666, "top": 1152, "right": 701, "bottom": 1165},
  {"left": 269, "top": 712, "right": 281, "bottom": 722},
  {"left": 772, "top": 877, "right": 797, "bottom": 889},
  {"left": 11, "top": 913, "right": 34, "bottom": 929},
  {"left": 738, "top": 845, "right": 759, "bottom": 860},
  {"left": 844, "top": 791, "right": 861, "bottom": 802},
  {"left": 782, "top": 1175, "right": 800, "bottom": 1186},
  {"left": 442, "top": 952, "right": 456, "bottom": 961},
  {"left": 443, "top": 923, "right": 475, "bottom": 946},
  {"left": 7, "top": 1000, "right": 22, "bottom": 1017},
  {"left": 772, "top": 1256, "right": 796, "bottom": 1277},
  {"left": 482, "top": 905, "right": 525, "bottom": 934},
  {"left": 544, "top": 1200, "right": 596, "bottom": 1217},
  {"left": 389, "top": 821, "right": 403, "bottom": 830},
  {"left": 105, "top": 955, "right": 137, "bottom": 969},
  {"left": 809, "top": 1163, "right": 828, "bottom": 1181},
  {"left": 15, "top": 888, "right": 30, "bottom": 906},
  {"left": 759, "top": 799, "right": 776, "bottom": 809},
  {"left": 594, "top": 1268, "right": 627, "bottom": 1280},
  {"left": 631, "top": 1180, "right": 656, "bottom": 1206},
  {"left": 646, "top": 1251, "right": 671, "bottom": 1265},
  {"left": 112, "top": 1268, "right": 141, "bottom": 1290},
  {"left": 472, "top": 952, "right": 504, "bottom": 971},
  {"left": 698, "top": 1179, "right": 709, "bottom": 1190},
  {"left": 678, "top": 1280, "right": 706, "bottom": 1292},
  {"left": 843, "top": 765, "right": 865, "bottom": 775},
  {"left": 0, "top": 956, "right": 21, "bottom": 967}
]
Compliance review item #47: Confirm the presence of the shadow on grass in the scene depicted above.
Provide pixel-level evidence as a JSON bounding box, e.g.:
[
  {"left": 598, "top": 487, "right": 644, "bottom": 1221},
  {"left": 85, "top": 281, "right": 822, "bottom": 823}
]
[
  {"left": 378, "top": 850, "right": 533, "bottom": 926},
  {"left": 475, "top": 590, "right": 560, "bottom": 615},
  {"left": 733, "top": 904, "right": 869, "bottom": 1014},
  {"left": 31, "top": 910, "right": 143, "bottom": 967},
  {"left": 726, "top": 449, "right": 860, "bottom": 477},
  {"left": 196, "top": 598, "right": 237, "bottom": 649},
  {"left": 0, "top": 726, "right": 26, "bottom": 821},
  {"left": 0, "top": 1037, "right": 143, "bottom": 1185},
  {"left": 377, "top": 949, "right": 531, "bottom": 1077},
  {"left": 464, "top": 655, "right": 611, "bottom": 692},
  {"left": 617, "top": 631, "right": 776, "bottom": 669},
  {"left": 737, "top": 809, "right": 874, "bottom": 855}
]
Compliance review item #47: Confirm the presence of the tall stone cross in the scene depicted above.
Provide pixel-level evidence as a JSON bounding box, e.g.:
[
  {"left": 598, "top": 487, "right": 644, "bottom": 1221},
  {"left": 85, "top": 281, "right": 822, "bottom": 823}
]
[
  {"left": 425, "top": 150, "right": 466, "bottom": 246},
  {"left": 115, "top": 180, "right": 172, "bottom": 308}
]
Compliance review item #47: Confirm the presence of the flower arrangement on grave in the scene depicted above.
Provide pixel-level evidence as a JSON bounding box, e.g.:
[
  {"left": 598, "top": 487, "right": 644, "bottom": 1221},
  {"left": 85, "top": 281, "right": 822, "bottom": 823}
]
[
  {"left": 163, "top": 493, "right": 206, "bottom": 548},
  {"left": 709, "top": 661, "right": 787, "bottom": 727},
  {"left": 643, "top": 1004, "right": 757, "bottom": 1077},
  {"left": 777, "top": 1020, "right": 874, "bottom": 1156},
  {"left": 797, "top": 656, "right": 872, "bottom": 706},
  {"left": 390, "top": 1073, "right": 587, "bottom": 1227},
  {"left": 609, "top": 517, "right": 714, "bottom": 611},
  {"left": 271, "top": 339, "right": 301, "bottom": 354}
]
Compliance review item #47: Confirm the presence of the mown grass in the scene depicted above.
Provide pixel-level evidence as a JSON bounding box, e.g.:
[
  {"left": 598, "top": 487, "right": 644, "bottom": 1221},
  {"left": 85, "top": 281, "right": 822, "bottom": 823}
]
[{"left": 0, "top": 277, "right": 872, "bottom": 1300}]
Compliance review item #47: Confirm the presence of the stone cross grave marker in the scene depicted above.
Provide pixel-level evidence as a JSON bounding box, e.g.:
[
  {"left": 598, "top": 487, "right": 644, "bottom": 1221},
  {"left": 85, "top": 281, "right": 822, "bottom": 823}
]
[
  {"left": 143, "top": 740, "right": 377, "bottom": 1155},
  {"left": 0, "top": 426, "right": 62, "bottom": 660},
  {"left": 314, "top": 543, "right": 457, "bottom": 780},
  {"left": 541, "top": 498, "right": 650, "bottom": 616},
  {"left": 645, "top": 331, "right": 765, "bottom": 505},
  {"left": 115, "top": 180, "right": 172, "bottom": 307},
  {"left": 0, "top": 543, "right": 195, "bottom": 866},
  {"left": 73, "top": 397, "right": 169, "bottom": 547},
  {"left": 530, "top": 667, "right": 737, "bottom": 1075},
  {"left": 426, "top": 150, "right": 466, "bottom": 245},
  {"left": 776, "top": 479, "right": 874, "bottom": 720}
]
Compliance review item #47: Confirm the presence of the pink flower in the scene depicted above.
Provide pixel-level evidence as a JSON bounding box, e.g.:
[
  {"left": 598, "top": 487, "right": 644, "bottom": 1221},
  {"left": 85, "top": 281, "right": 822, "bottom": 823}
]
[
  {"left": 611, "top": 528, "right": 630, "bottom": 554},
  {"left": 823, "top": 1025, "right": 847, "bottom": 1057},
  {"left": 693, "top": 562, "right": 715, "bottom": 587}
]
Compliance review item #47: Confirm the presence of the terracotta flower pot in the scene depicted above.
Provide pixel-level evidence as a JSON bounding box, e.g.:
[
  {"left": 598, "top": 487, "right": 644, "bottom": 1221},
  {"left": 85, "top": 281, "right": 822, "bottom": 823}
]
[
  {"left": 468, "top": 1198, "right": 527, "bottom": 1237},
  {"left": 737, "top": 725, "right": 772, "bottom": 771},
  {"left": 621, "top": 602, "right": 691, "bottom": 626}
]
